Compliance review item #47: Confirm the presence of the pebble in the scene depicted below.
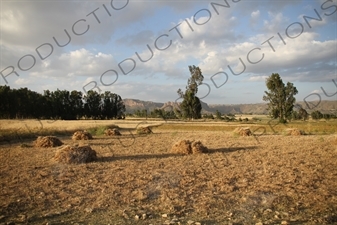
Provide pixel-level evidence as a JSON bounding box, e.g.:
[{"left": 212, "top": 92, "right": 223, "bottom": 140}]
[
  {"left": 255, "top": 222, "right": 263, "bottom": 225},
  {"left": 134, "top": 215, "right": 140, "bottom": 220},
  {"left": 162, "top": 214, "right": 168, "bottom": 218},
  {"left": 281, "top": 221, "right": 288, "bottom": 225},
  {"left": 187, "top": 220, "right": 195, "bottom": 224}
]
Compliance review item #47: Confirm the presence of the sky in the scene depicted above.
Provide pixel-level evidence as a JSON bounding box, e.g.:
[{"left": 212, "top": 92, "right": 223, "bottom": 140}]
[{"left": 1, "top": 0, "right": 336, "bottom": 104}]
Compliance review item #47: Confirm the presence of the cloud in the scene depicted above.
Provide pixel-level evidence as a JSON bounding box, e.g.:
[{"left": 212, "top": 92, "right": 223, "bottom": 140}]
[
  {"left": 251, "top": 10, "right": 260, "bottom": 26},
  {"left": 248, "top": 76, "right": 268, "bottom": 82}
]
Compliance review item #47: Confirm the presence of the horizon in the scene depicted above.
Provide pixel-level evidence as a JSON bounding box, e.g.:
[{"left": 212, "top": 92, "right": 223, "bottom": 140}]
[{"left": 1, "top": 0, "right": 336, "bottom": 105}]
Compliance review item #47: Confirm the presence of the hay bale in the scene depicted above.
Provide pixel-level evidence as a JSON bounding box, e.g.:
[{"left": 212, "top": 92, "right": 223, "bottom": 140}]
[
  {"left": 54, "top": 145, "right": 97, "bottom": 164},
  {"left": 72, "top": 130, "right": 93, "bottom": 140},
  {"left": 171, "top": 140, "right": 208, "bottom": 155},
  {"left": 171, "top": 140, "right": 192, "bottom": 154},
  {"left": 136, "top": 127, "right": 153, "bottom": 135},
  {"left": 285, "top": 128, "right": 305, "bottom": 136},
  {"left": 191, "top": 140, "right": 208, "bottom": 154},
  {"left": 233, "top": 127, "right": 252, "bottom": 136},
  {"left": 104, "top": 128, "right": 121, "bottom": 136},
  {"left": 35, "top": 136, "right": 63, "bottom": 147}
]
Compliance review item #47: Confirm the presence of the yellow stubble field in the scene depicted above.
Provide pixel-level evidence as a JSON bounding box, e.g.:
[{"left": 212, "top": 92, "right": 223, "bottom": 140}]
[{"left": 0, "top": 119, "right": 337, "bottom": 225}]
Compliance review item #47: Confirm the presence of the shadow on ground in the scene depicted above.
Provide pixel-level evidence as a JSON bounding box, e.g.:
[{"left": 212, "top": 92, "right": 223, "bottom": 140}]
[{"left": 98, "top": 146, "right": 258, "bottom": 163}]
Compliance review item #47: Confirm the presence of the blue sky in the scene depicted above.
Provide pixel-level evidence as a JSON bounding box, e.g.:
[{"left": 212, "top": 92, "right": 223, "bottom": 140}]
[{"left": 1, "top": 0, "right": 336, "bottom": 104}]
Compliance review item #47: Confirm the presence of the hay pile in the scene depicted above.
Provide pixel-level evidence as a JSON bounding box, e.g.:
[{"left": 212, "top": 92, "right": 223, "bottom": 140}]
[
  {"left": 136, "top": 127, "right": 153, "bottom": 135},
  {"left": 72, "top": 130, "right": 93, "bottom": 140},
  {"left": 233, "top": 127, "right": 252, "bottom": 136},
  {"left": 104, "top": 128, "right": 121, "bottom": 136},
  {"left": 285, "top": 128, "right": 305, "bottom": 136},
  {"left": 54, "top": 145, "right": 97, "bottom": 164},
  {"left": 171, "top": 140, "right": 208, "bottom": 155},
  {"left": 34, "top": 136, "right": 63, "bottom": 147}
]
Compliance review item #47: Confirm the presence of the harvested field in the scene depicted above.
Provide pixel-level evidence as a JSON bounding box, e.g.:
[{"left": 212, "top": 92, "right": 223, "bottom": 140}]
[{"left": 0, "top": 120, "right": 337, "bottom": 224}]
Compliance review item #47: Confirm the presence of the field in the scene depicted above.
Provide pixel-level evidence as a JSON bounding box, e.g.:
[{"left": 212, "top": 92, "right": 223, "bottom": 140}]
[{"left": 0, "top": 119, "right": 337, "bottom": 225}]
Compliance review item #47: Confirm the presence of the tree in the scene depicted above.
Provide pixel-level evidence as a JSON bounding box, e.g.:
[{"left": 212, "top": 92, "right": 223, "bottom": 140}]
[
  {"left": 263, "top": 73, "right": 298, "bottom": 123},
  {"left": 291, "top": 107, "right": 309, "bottom": 121},
  {"left": 311, "top": 110, "right": 323, "bottom": 120},
  {"left": 176, "top": 65, "right": 204, "bottom": 119},
  {"left": 83, "top": 90, "right": 102, "bottom": 119},
  {"left": 215, "top": 110, "right": 222, "bottom": 120},
  {"left": 298, "top": 108, "right": 309, "bottom": 121}
]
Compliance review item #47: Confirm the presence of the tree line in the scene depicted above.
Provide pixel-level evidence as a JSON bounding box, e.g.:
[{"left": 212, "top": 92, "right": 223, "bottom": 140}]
[{"left": 0, "top": 86, "right": 125, "bottom": 120}]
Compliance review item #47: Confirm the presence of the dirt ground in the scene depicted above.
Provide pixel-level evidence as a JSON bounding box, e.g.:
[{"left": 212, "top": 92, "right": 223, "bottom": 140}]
[{"left": 1, "top": 123, "right": 337, "bottom": 225}]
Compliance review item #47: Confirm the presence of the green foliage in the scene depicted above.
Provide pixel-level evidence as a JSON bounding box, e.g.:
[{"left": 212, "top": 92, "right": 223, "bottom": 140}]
[
  {"left": 176, "top": 65, "right": 204, "bottom": 120},
  {"left": 263, "top": 73, "right": 298, "bottom": 123},
  {"left": 0, "top": 85, "right": 125, "bottom": 120},
  {"left": 311, "top": 110, "right": 323, "bottom": 120},
  {"left": 215, "top": 110, "right": 222, "bottom": 120},
  {"left": 298, "top": 108, "right": 309, "bottom": 121},
  {"left": 291, "top": 107, "right": 309, "bottom": 121}
]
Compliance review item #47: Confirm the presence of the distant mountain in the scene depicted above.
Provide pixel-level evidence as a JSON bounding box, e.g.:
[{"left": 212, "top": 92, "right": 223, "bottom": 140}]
[{"left": 123, "top": 98, "right": 337, "bottom": 115}]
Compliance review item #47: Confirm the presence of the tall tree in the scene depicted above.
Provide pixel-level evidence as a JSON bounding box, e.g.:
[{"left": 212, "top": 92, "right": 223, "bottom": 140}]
[
  {"left": 101, "top": 91, "right": 126, "bottom": 119},
  {"left": 176, "top": 65, "right": 204, "bottom": 119},
  {"left": 263, "top": 73, "right": 298, "bottom": 123},
  {"left": 83, "top": 90, "right": 102, "bottom": 119}
]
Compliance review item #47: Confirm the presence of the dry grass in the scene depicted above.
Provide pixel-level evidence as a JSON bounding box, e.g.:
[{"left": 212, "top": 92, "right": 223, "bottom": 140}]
[
  {"left": 191, "top": 140, "right": 208, "bottom": 154},
  {"left": 284, "top": 128, "right": 306, "bottom": 136},
  {"left": 34, "top": 136, "right": 63, "bottom": 147},
  {"left": 136, "top": 126, "right": 153, "bottom": 135},
  {"left": 54, "top": 145, "right": 97, "bottom": 164},
  {"left": 104, "top": 128, "right": 121, "bottom": 136},
  {"left": 0, "top": 120, "right": 337, "bottom": 224},
  {"left": 72, "top": 130, "right": 93, "bottom": 140},
  {"left": 171, "top": 140, "right": 208, "bottom": 154},
  {"left": 233, "top": 127, "right": 252, "bottom": 136},
  {"left": 171, "top": 139, "right": 192, "bottom": 154}
]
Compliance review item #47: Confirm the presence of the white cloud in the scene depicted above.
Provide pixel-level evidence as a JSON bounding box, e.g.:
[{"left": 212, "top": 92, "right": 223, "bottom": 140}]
[
  {"left": 248, "top": 76, "right": 268, "bottom": 82},
  {"left": 310, "top": 89, "right": 323, "bottom": 94},
  {"left": 251, "top": 10, "right": 260, "bottom": 26}
]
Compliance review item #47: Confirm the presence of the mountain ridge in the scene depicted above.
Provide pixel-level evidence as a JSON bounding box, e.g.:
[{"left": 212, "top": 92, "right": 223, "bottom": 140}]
[{"left": 123, "top": 98, "right": 337, "bottom": 115}]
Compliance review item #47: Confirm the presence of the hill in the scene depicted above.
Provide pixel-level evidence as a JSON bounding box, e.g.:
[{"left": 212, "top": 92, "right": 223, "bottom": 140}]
[{"left": 124, "top": 99, "right": 337, "bottom": 115}]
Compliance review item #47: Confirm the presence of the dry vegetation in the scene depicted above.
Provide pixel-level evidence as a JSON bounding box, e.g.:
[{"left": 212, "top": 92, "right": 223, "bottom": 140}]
[
  {"left": 72, "top": 131, "right": 93, "bottom": 141},
  {"left": 54, "top": 145, "right": 97, "bottom": 164},
  {"left": 233, "top": 127, "right": 252, "bottom": 137},
  {"left": 34, "top": 136, "right": 63, "bottom": 148},
  {"left": 104, "top": 128, "right": 122, "bottom": 136},
  {"left": 136, "top": 126, "right": 153, "bottom": 135},
  {"left": 0, "top": 119, "right": 337, "bottom": 225},
  {"left": 171, "top": 140, "right": 208, "bottom": 155}
]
